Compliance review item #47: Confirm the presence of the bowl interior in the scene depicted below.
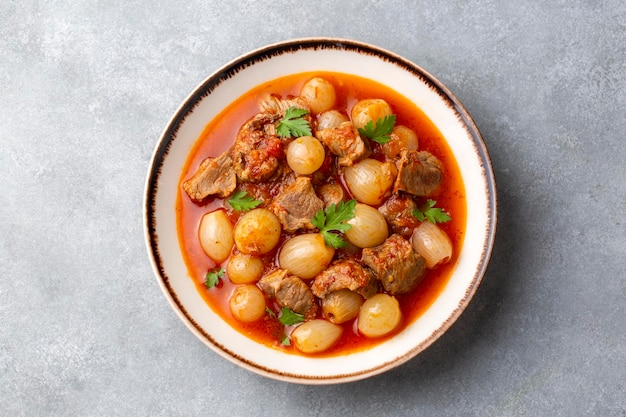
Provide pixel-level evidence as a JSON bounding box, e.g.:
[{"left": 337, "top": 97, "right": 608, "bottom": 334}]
[{"left": 144, "top": 38, "right": 496, "bottom": 384}]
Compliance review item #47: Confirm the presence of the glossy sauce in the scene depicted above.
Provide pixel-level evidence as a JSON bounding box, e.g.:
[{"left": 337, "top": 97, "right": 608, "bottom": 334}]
[{"left": 176, "top": 71, "right": 467, "bottom": 356}]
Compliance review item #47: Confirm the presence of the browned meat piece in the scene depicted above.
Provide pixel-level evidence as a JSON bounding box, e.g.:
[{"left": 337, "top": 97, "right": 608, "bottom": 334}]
[
  {"left": 232, "top": 113, "right": 285, "bottom": 182},
  {"left": 361, "top": 234, "right": 426, "bottom": 295},
  {"left": 258, "top": 269, "right": 318, "bottom": 320},
  {"left": 259, "top": 95, "right": 310, "bottom": 116},
  {"left": 311, "top": 259, "right": 378, "bottom": 299},
  {"left": 393, "top": 150, "right": 443, "bottom": 196},
  {"left": 378, "top": 194, "right": 420, "bottom": 237},
  {"left": 317, "top": 183, "right": 345, "bottom": 207},
  {"left": 236, "top": 169, "right": 297, "bottom": 204},
  {"left": 182, "top": 151, "right": 236, "bottom": 201},
  {"left": 315, "top": 121, "right": 370, "bottom": 166},
  {"left": 268, "top": 177, "right": 324, "bottom": 233}
]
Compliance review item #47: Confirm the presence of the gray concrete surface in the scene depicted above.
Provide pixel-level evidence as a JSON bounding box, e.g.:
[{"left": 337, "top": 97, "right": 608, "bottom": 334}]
[{"left": 1, "top": 1, "right": 625, "bottom": 416}]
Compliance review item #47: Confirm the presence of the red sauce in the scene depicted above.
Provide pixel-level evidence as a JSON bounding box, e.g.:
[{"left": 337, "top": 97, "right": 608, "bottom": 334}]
[{"left": 176, "top": 71, "right": 467, "bottom": 356}]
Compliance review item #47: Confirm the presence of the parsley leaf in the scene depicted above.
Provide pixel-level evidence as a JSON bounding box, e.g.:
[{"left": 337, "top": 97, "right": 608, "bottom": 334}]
[
  {"left": 311, "top": 199, "right": 357, "bottom": 248},
  {"left": 358, "top": 114, "right": 396, "bottom": 144},
  {"left": 227, "top": 190, "right": 262, "bottom": 211},
  {"left": 204, "top": 267, "right": 225, "bottom": 289},
  {"left": 320, "top": 232, "right": 348, "bottom": 250},
  {"left": 266, "top": 308, "right": 295, "bottom": 345},
  {"left": 279, "top": 307, "right": 305, "bottom": 326},
  {"left": 276, "top": 107, "right": 312, "bottom": 138},
  {"left": 413, "top": 199, "right": 451, "bottom": 224}
]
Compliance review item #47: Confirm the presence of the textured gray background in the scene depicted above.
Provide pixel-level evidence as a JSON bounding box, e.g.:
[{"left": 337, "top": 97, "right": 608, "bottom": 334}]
[{"left": 1, "top": 1, "right": 625, "bottom": 416}]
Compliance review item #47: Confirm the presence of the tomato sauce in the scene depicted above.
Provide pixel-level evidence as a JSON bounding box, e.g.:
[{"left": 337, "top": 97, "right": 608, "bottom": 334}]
[{"left": 176, "top": 71, "right": 467, "bottom": 356}]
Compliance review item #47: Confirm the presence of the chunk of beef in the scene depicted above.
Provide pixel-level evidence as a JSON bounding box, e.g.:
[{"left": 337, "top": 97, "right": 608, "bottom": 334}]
[
  {"left": 393, "top": 150, "right": 443, "bottom": 197},
  {"left": 268, "top": 177, "right": 324, "bottom": 233},
  {"left": 232, "top": 113, "right": 284, "bottom": 182},
  {"left": 311, "top": 259, "right": 378, "bottom": 299},
  {"left": 258, "top": 269, "right": 318, "bottom": 320},
  {"left": 317, "top": 183, "right": 345, "bottom": 207},
  {"left": 315, "top": 121, "right": 371, "bottom": 166},
  {"left": 259, "top": 95, "right": 310, "bottom": 116},
  {"left": 236, "top": 169, "right": 297, "bottom": 204},
  {"left": 378, "top": 194, "right": 420, "bottom": 237},
  {"left": 182, "top": 151, "right": 236, "bottom": 202},
  {"left": 361, "top": 234, "right": 426, "bottom": 295}
]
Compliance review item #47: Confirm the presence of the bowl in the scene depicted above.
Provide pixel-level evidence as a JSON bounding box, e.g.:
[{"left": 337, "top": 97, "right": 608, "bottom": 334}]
[{"left": 144, "top": 38, "right": 496, "bottom": 384}]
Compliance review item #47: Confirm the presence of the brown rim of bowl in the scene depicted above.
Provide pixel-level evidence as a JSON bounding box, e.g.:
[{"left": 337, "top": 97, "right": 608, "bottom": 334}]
[{"left": 143, "top": 37, "right": 498, "bottom": 384}]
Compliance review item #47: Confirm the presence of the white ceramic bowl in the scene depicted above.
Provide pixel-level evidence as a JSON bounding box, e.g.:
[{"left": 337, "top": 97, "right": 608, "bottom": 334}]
[{"left": 144, "top": 38, "right": 497, "bottom": 384}]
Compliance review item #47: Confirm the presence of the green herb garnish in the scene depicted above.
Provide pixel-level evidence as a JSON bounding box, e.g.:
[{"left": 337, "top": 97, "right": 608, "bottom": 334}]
[
  {"left": 276, "top": 106, "right": 312, "bottom": 137},
  {"left": 358, "top": 114, "right": 396, "bottom": 144},
  {"left": 311, "top": 199, "right": 357, "bottom": 248},
  {"left": 204, "top": 267, "right": 225, "bottom": 289},
  {"left": 227, "top": 190, "right": 262, "bottom": 211},
  {"left": 413, "top": 199, "right": 451, "bottom": 224},
  {"left": 267, "top": 307, "right": 296, "bottom": 345},
  {"left": 278, "top": 307, "right": 305, "bottom": 326}
]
